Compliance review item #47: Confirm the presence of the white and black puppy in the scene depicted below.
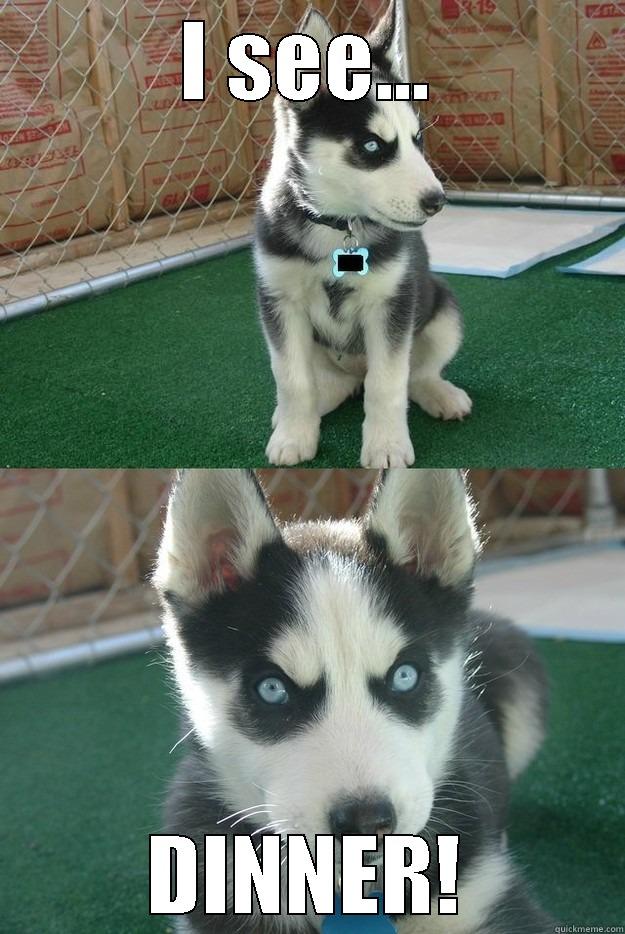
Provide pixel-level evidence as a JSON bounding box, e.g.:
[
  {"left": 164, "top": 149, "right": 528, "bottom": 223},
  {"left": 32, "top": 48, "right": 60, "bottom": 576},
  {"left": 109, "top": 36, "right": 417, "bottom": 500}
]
[
  {"left": 155, "top": 469, "right": 552, "bottom": 933},
  {"left": 255, "top": 1, "right": 472, "bottom": 468}
]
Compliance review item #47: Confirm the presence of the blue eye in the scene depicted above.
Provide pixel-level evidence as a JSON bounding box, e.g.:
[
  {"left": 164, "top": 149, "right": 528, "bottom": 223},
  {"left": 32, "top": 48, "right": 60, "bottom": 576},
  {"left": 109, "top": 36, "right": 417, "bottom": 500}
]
[
  {"left": 256, "top": 676, "right": 289, "bottom": 705},
  {"left": 362, "top": 139, "right": 380, "bottom": 153},
  {"left": 390, "top": 663, "right": 420, "bottom": 693}
]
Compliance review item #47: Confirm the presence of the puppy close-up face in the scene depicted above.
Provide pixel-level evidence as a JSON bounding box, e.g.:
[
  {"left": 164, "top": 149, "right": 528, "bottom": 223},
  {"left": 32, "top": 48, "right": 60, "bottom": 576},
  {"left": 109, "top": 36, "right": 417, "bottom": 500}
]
[{"left": 155, "top": 469, "right": 477, "bottom": 854}]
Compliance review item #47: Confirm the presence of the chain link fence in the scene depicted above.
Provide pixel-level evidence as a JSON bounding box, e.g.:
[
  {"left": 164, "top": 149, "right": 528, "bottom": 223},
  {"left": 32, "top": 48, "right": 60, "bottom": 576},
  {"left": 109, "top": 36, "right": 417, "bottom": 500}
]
[
  {"left": 1, "top": 0, "right": 624, "bottom": 316},
  {"left": 1, "top": 468, "right": 623, "bottom": 682}
]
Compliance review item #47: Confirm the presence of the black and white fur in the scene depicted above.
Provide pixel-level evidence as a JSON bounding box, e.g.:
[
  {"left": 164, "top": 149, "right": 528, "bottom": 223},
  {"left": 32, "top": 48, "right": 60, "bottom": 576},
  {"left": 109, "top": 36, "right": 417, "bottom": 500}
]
[
  {"left": 155, "top": 469, "right": 552, "bottom": 933},
  {"left": 255, "top": 1, "right": 472, "bottom": 468}
]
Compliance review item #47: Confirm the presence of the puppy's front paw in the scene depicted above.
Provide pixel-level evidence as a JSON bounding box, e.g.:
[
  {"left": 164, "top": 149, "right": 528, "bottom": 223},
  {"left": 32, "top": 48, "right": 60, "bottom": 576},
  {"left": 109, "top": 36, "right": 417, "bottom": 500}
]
[
  {"left": 266, "top": 417, "right": 320, "bottom": 465},
  {"left": 410, "top": 378, "right": 472, "bottom": 421},
  {"left": 360, "top": 423, "right": 415, "bottom": 467}
]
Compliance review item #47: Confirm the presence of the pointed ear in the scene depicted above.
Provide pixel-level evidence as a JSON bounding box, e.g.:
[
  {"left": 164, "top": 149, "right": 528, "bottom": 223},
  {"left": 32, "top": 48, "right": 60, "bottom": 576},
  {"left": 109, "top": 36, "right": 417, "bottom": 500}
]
[
  {"left": 154, "top": 470, "right": 280, "bottom": 604},
  {"left": 367, "top": 0, "right": 407, "bottom": 81},
  {"left": 299, "top": 7, "right": 334, "bottom": 53},
  {"left": 296, "top": 7, "right": 335, "bottom": 97},
  {"left": 365, "top": 469, "right": 480, "bottom": 587}
]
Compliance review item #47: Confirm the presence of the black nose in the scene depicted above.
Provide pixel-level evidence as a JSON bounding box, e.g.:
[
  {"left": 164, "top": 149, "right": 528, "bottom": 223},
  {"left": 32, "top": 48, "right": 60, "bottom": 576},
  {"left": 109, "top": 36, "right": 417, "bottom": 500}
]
[
  {"left": 420, "top": 190, "right": 446, "bottom": 216},
  {"left": 329, "top": 797, "right": 397, "bottom": 836}
]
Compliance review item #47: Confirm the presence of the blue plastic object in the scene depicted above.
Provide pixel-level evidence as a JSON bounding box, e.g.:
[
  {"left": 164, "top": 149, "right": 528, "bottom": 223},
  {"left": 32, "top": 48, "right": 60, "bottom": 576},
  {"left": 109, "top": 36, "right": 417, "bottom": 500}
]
[{"left": 321, "top": 892, "right": 396, "bottom": 932}]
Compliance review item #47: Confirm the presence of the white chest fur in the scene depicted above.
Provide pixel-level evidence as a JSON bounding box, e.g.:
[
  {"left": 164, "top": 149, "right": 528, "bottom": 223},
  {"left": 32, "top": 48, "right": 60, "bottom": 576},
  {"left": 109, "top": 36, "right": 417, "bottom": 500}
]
[{"left": 257, "top": 226, "right": 409, "bottom": 349}]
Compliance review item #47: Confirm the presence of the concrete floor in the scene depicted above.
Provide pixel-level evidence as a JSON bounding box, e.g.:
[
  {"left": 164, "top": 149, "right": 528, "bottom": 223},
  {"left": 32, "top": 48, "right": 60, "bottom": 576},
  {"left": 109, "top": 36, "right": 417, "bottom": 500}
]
[{"left": 476, "top": 542, "right": 625, "bottom": 642}]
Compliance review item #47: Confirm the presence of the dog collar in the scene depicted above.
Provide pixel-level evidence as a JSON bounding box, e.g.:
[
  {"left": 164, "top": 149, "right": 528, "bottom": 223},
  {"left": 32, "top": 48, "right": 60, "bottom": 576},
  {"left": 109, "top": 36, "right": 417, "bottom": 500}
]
[{"left": 302, "top": 209, "right": 356, "bottom": 232}]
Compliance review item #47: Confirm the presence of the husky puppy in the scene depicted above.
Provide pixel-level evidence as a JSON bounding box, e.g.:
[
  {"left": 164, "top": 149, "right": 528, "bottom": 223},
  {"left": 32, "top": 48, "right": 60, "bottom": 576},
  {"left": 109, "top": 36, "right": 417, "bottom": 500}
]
[
  {"left": 255, "top": 1, "right": 472, "bottom": 467},
  {"left": 155, "top": 469, "right": 552, "bottom": 933}
]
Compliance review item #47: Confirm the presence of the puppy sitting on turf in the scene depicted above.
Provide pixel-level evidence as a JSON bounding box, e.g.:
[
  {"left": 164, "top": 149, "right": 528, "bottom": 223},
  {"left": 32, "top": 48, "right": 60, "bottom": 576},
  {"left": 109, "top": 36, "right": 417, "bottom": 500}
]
[
  {"left": 255, "top": 0, "right": 472, "bottom": 467},
  {"left": 155, "top": 468, "right": 552, "bottom": 932}
]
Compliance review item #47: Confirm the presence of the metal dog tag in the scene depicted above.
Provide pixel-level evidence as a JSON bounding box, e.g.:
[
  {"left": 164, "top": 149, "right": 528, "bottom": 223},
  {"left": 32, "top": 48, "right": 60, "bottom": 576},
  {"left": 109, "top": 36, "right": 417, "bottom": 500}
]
[
  {"left": 332, "top": 221, "right": 369, "bottom": 278},
  {"left": 332, "top": 247, "right": 369, "bottom": 278},
  {"left": 321, "top": 892, "right": 396, "bottom": 932}
]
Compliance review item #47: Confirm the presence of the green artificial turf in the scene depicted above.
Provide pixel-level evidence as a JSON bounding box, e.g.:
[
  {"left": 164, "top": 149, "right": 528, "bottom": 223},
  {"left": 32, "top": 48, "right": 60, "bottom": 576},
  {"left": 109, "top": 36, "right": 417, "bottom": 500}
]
[
  {"left": 0, "top": 640, "right": 623, "bottom": 932},
  {"left": 2, "top": 226, "right": 625, "bottom": 468}
]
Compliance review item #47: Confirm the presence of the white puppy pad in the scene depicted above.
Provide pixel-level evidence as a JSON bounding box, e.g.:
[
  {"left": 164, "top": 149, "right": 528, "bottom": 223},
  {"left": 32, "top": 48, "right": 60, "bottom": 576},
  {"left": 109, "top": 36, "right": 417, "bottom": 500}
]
[
  {"left": 422, "top": 205, "right": 625, "bottom": 278},
  {"left": 559, "top": 235, "right": 625, "bottom": 276}
]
